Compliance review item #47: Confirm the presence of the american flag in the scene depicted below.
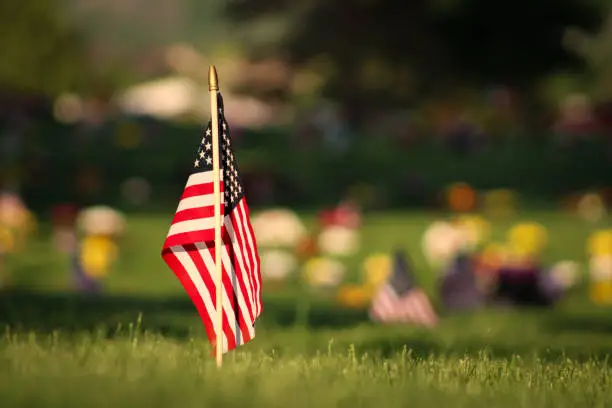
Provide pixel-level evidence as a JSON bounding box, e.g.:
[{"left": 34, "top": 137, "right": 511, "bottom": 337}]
[
  {"left": 369, "top": 250, "right": 438, "bottom": 327},
  {"left": 162, "top": 92, "right": 262, "bottom": 354}
]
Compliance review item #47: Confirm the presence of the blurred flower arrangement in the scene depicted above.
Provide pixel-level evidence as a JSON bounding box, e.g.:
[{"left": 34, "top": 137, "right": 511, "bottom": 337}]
[
  {"left": 420, "top": 213, "right": 583, "bottom": 303},
  {"left": 251, "top": 201, "right": 363, "bottom": 296},
  {"left": 0, "top": 192, "right": 38, "bottom": 287},
  {"left": 0, "top": 192, "right": 37, "bottom": 253},
  {"left": 587, "top": 229, "right": 612, "bottom": 304},
  {"left": 74, "top": 205, "right": 126, "bottom": 292},
  {"left": 506, "top": 222, "right": 548, "bottom": 259},
  {"left": 303, "top": 201, "right": 362, "bottom": 292},
  {"left": 336, "top": 252, "right": 392, "bottom": 309},
  {"left": 251, "top": 208, "right": 306, "bottom": 285}
]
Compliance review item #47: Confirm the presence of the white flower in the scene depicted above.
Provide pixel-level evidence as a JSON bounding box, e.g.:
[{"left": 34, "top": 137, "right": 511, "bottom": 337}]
[
  {"left": 589, "top": 255, "right": 612, "bottom": 281},
  {"left": 77, "top": 206, "right": 126, "bottom": 236},
  {"left": 421, "top": 221, "right": 465, "bottom": 269},
  {"left": 303, "top": 257, "right": 346, "bottom": 288},
  {"left": 251, "top": 208, "right": 306, "bottom": 248},
  {"left": 317, "top": 226, "right": 359, "bottom": 257},
  {"left": 549, "top": 260, "right": 581, "bottom": 289},
  {"left": 260, "top": 249, "right": 297, "bottom": 281}
]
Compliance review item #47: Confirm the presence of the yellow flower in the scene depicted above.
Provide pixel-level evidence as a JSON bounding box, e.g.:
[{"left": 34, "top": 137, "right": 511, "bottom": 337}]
[
  {"left": 453, "top": 215, "right": 491, "bottom": 249},
  {"left": 302, "top": 257, "right": 346, "bottom": 288},
  {"left": 590, "top": 281, "right": 612, "bottom": 305},
  {"left": 587, "top": 230, "right": 612, "bottom": 257},
  {"left": 80, "top": 235, "right": 119, "bottom": 279},
  {"left": 478, "top": 242, "right": 511, "bottom": 269},
  {"left": 506, "top": 222, "right": 548, "bottom": 256},
  {"left": 0, "top": 225, "right": 14, "bottom": 253},
  {"left": 361, "top": 253, "right": 392, "bottom": 288},
  {"left": 336, "top": 284, "right": 373, "bottom": 309}
]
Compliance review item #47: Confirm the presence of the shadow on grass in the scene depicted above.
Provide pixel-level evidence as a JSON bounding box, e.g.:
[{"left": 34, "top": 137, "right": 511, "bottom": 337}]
[
  {"left": 545, "top": 312, "right": 612, "bottom": 335},
  {"left": 0, "top": 289, "right": 369, "bottom": 338},
  {"left": 3, "top": 289, "right": 611, "bottom": 362}
]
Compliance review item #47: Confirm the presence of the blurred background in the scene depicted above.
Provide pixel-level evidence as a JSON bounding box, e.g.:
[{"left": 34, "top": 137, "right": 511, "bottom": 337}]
[{"left": 1, "top": 0, "right": 612, "bottom": 342}]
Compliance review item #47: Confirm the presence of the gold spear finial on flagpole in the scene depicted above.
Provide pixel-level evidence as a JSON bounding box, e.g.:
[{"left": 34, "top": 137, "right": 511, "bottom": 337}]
[
  {"left": 208, "top": 65, "right": 219, "bottom": 91},
  {"left": 208, "top": 65, "right": 223, "bottom": 368}
]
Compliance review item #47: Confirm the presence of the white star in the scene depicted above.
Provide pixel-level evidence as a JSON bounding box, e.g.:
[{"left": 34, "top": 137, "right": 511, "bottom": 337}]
[
  {"left": 199, "top": 151, "right": 205, "bottom": 159},
  {"left": 205, "top": 142, "right": 211, "bottom": 150},
  {"left": 222, "top": 123, "right": 226, "bottom": 130},
  {"left": 205, "top": 157, "right": 212, "bottom": 165},
  {"left": 226, "top": 158, "right": 231, "bottom": 167},
  {"left": 206, "top": 128, "right": 211, "bottom": 136},
  {"left": 219, "top": 108, "right": 223, "bottom": 114},
  {"left": 194, "top": 159, "right": 199, "bottom": 167}
]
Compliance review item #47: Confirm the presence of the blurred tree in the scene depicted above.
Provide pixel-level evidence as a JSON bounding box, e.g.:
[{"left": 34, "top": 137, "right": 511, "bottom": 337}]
[
  {"left": 226, "top": 0, "right": 602, "bottom": 122},
  {"left": 0, "top": 1, "right": 92, "bottom": 96},
  {"left": 564, "top": 8, "right": 612, "bottom": 102}
]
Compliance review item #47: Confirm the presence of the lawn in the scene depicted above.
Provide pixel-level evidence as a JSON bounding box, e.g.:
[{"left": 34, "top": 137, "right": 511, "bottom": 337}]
[{"left": 1, "top": 211, "right": 612, "bottom": 407}]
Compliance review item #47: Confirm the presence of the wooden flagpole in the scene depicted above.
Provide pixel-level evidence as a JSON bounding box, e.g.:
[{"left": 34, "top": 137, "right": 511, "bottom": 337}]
[{"left": 208, "top": 65, "right": 224, "bottom": 368}]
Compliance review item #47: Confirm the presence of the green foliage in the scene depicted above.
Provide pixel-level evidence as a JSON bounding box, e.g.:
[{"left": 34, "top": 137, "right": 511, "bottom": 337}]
[
  {"left": 226, "top": 0, "right": 604, "bottom": 108},
  {"left": 17, "top": 121, "right": 612, "bottom": 211},
  {"left": 0, "top": 1, "right": 90, "bottom": 95}
]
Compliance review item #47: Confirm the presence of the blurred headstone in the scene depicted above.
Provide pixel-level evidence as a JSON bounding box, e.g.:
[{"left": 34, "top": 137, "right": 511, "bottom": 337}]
[{"left": 439, "top": 252, "right": 484, "bottom": 312}]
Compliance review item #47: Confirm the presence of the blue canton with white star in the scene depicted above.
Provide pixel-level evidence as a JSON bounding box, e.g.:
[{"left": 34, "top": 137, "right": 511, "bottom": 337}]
[{"left": 193, "top": 93, "right": 244, "bottom": 213}]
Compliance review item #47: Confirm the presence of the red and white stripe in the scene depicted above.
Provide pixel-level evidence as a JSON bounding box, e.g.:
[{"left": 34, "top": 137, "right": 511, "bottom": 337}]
[
  {"left": 369, "top": 284, "right": 438, "bottom": 327},
  {"left": 162, "top": 171, "right": 262, "bottom": 353}
]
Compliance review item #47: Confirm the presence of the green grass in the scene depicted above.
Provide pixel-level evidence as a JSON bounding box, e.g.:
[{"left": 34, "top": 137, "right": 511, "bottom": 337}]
[{"left": 1, "top": 211, "right": 612, "bottom": 407}]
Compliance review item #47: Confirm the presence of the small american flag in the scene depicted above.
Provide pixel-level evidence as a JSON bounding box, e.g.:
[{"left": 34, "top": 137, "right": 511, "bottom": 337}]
[
  {"left": 162, "top": 92, "right": 262, "bottom": 354},
  {"left": 369, "top": 250, "right": 438, "bottom": 327}
]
